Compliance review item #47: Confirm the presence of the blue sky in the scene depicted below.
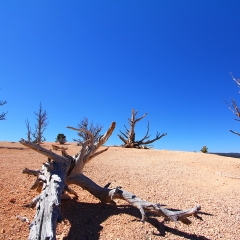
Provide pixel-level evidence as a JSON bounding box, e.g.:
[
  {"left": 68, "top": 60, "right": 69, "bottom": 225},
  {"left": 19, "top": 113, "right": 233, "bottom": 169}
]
[{"left": 1, "top": 1, "right": 240, "bottom": 152}]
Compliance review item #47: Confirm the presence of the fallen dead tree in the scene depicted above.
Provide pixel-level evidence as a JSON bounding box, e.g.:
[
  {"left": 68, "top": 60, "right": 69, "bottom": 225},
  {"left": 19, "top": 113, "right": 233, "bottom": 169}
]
[{"left": 21, "top": 121, "right": 200, "bottom": 239}]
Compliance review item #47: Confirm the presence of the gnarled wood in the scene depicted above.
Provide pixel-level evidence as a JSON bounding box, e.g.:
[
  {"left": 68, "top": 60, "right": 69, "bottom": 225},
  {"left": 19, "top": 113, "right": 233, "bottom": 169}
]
[
  {"left": 21, "top": 121, "right": 201, "bottom": 239},
  {"left": 52, "top": 144, "right": 68, "bottom": 151},
  {"left": 118, "top": 109, "right": 167, "bottom": 148},
  {"left": 67, "top": 175, "right": 200, "bottom": 223}
]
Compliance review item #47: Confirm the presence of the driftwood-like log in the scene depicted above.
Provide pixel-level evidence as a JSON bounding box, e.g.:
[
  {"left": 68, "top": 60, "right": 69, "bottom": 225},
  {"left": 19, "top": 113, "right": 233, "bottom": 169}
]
[
  {"left": 118, "top": 109, "right": 167, "bottom": 148},
  {"left": 21, "top": 121, "right": 200, "bottom": 239}
]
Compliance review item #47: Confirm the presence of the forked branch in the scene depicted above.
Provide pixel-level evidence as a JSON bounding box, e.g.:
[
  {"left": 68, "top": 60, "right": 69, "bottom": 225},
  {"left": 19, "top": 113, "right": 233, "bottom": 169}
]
[{"left": 67, "top": 122, "right": 116, "bottom": 172}]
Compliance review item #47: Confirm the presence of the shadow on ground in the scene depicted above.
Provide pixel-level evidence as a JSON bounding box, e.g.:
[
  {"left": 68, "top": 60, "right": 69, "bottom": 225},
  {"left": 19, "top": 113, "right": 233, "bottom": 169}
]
[
  {"left": 61, "top": 200, "right": 210, "bottom": 240},
  {"left": 209, "top": 152, "right": 240, "bottom": 158},
  {"left": 0, "top": 146, "right": 25, "bottom": 150}
]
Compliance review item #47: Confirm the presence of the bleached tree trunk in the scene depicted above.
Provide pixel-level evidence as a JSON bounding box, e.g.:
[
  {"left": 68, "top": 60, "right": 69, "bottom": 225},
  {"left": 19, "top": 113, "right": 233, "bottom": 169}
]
[{"left": 21, "top": 121, "right": 200, "bottom": 239}]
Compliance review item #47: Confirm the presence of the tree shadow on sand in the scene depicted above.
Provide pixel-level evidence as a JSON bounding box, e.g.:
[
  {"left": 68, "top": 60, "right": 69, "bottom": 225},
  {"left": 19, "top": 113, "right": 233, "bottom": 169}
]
[
  {"left": 0, "top": 146, "right": 25, "bottom": 150},
  {"left": 61, "top": 200, "right": 210, "bottom": 240}
]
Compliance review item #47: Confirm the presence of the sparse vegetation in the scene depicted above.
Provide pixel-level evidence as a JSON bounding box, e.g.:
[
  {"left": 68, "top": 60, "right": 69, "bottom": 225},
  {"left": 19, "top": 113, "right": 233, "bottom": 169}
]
[
  {"left": 55, "top": 133, "right": 67, "bottom": 144},
  {"left": 118, "top": 108, "right": 167, "bottom": 149},
  {"left": 73, "top": 117, "right": 103, "bottom": 145},
  {"left": 200, "top": 146, "right": 208, "bottom": 153}
]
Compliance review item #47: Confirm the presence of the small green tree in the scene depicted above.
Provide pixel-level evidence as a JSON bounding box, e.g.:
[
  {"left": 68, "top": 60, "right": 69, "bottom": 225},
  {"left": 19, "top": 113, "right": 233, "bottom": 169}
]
[
  {"left": 55, "top": 133, "right": 67, "bottom": 144},
  {"left": 200, "top": 146, "right": 208, "bottom": 153}
]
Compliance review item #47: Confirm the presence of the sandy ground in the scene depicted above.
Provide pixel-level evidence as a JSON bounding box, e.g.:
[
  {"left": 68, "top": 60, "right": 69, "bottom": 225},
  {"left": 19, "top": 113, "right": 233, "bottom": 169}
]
[{"left": 0, "top": 141, "right": 239, "bottom": 240}]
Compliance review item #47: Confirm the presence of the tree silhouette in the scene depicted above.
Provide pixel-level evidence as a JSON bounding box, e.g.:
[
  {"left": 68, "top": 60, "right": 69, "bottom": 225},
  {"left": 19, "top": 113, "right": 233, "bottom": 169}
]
[
  {"left": 0, "top": 93, "right": 7, "bottom": 120},
  {"left": 32, "top": 102, "right": 49, "bottom": 144},
  {"left": 73, "top": 117, "right": 103, "bottom": 145},
  {"left": 225, "top": 73, "right": 240, "bottom": 136},
  {"left": 118, "top": 109, "right": 167, "bottom": 148}
]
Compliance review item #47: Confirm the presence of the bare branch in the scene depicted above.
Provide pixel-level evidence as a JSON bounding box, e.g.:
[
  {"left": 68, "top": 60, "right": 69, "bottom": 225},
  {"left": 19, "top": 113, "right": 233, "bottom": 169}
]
[
  {"left": 229, "top": 129, "right": 240, "bottom": 136},
  {"left": 20, "top": 139, "right": 68, "bottom": 163},
  {"left": 117, "top": 134, "right": 128, "bottom": 144},
  {"left": 68, "top": 175, "right": 201, "bottom": 223},
  {"left": 67, "top": 122, "right": 116, "bottom": 175},
  {"left": 135, "top": 112, "right": 148, "bottom": 123},
  {"left": 137, "top": 121, "right": 151, "bottom": 143},
  {"left": 0, "top": 99, "right": 7, "bottom": 120},
  {"left": 88, "top": 147, "right": 109, "bottom": 160},
  {"left": 31, "top": 102, "right": 48, "bottom": 144},
  {"left": 119, "top": 130, "right": 128, "bottom": 140},
  {"left": 0, "top": 88, "right": 7, "bottom": 120},
  {"left": 22, "top": 168, "right": 40, "bottom": 176},
  {"left": 226, "top": 73, "right": 240, "bottom": 137},
  {"left": 110, "top": 187, "right": 200, "bottom": 223},
  {"left": 231, "top": 72, "right": 240, "bottom": 89},
  {"left": 71, "top": 117, "right": 103, "bottom": 145},
  {"left": 139, "top": 132, "right": 167, "bottom": 146}
]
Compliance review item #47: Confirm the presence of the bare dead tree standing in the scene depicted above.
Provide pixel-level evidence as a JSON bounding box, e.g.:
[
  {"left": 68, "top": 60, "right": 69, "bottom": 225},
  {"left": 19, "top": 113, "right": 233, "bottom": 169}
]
[
  {"left": 118, "top": 109, "right": 167, "bottom": 148},
  {"left": 25, "top": 118, "right": 32, "bottom": 142},
  {"left": 21, "top": 121, "right": 200, "bottom": 239},
  {"left": 225, "top": 73, "right": 240, "bottom": 136},
  {"left": 32, "top": 102, "right": 49, "bottom": 144},
  {"left": 73, "top": 117, "right": 103, "bottom": 145}
]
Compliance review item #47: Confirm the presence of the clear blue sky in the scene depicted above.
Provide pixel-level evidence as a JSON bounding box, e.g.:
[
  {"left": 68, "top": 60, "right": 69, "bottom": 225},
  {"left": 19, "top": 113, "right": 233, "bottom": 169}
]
[{"left": 1, "top": 1, "right": 240, "bottom": 152}]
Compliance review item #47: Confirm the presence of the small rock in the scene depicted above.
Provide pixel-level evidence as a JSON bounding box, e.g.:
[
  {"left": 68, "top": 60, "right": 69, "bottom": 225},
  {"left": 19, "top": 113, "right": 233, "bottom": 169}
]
[{"left": 9, "top": 198, "right": 16, "bottom": 203}]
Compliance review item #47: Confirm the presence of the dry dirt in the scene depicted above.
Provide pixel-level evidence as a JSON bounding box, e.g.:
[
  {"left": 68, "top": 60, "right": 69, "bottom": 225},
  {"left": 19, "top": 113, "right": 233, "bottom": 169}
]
[{"left": 0, "top": 141, "right": 239, "bottom": 240}]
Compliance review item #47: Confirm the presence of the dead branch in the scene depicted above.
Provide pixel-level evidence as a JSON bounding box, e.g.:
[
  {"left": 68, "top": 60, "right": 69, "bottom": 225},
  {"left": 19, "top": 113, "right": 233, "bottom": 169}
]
[
  {"left": 31, "top": 102, "right": 48, "bottom": 144},
  {"left": 52, "top": 144, "right": 68, "bottom": 151},
  {"left": 0, "top": 98, "right": 7, "bottom": 120}
]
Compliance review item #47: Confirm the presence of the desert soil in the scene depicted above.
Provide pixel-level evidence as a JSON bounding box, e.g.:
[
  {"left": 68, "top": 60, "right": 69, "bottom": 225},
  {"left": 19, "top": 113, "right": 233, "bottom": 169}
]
[{"left": 0, "top": 141, "right": 239, "bottom": 240}]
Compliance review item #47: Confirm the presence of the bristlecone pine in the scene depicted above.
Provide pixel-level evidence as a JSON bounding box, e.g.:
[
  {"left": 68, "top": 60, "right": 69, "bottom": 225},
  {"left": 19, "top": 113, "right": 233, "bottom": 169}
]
[
  {"left": 21, "top": 121, "right": 200, "bottom": 239},
  {"left": 118, "top": 109, "right": 167, "bottom": 148}
]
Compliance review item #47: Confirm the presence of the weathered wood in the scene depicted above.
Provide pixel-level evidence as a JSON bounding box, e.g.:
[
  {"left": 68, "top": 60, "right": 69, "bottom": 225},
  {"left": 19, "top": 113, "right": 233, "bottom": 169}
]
[
  {"left": 52, "top": 144, "right": 68, "bottom": 151},
  {"left": 28, "top": 161, "right": 69, "bottom": 240},
  {"left": 67, "top": 175, "right": 200, "bottom": 223},
  {"left": 20, "top": 140, "right": 68, "bottom": 163},
  {"left": 21, "top": 121, "right": 201, "bottom": 239},
  {"left": 118, "top": 109, "right": 167, "bottom": 148}
]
